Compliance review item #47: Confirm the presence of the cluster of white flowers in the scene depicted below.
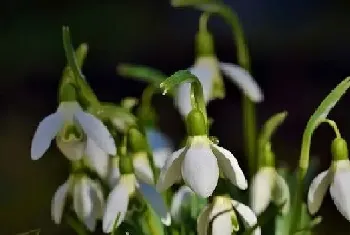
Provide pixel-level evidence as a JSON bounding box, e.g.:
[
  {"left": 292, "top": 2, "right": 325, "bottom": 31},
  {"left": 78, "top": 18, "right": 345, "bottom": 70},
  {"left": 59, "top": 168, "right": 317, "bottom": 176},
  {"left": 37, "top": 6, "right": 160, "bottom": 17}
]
[{"left": 29, "top": 2, "right": 350, "bottom": 234}]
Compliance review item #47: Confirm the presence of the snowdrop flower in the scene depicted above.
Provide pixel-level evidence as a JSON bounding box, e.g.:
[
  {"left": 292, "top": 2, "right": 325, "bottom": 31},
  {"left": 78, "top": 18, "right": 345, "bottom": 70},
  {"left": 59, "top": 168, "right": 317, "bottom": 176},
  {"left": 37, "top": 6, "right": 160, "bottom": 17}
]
[
  {"left": 31, "top": 101, "right": 116, "bottom": 161},
  {"left": 175, "top": 56, "right": 263, "bottom": 117},
  {"left": 308, "top": 137, "right": 350, "bottom": 221},
  {"left": 103, "top": 174, "right": 171, "bottom": 233},
  {"left": 157, "top": 134, "right": 247, "bottom": 198},
  {"left": 103, "top": 156, "right": 170, "bottom": 233},
  {"left": 197, "top": 196, "right": 261, "bottom": 235},
  {"left": 308, "top": 159, "right": 350, "bottom": 220},
  {"left": 51, "top": 175, "right": 104, "bottom": 232},
  {"left": 250, "top": 167, "right": 290, "bottom": 215},
  {"left": 145, "top": 128, "right": 173, "bottom": 169}
]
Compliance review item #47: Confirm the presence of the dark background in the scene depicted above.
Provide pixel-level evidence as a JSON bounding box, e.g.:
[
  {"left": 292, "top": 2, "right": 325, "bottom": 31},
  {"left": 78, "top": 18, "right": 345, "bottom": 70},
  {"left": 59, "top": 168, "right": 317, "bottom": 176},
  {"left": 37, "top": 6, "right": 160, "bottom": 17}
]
[{"left": 2, "top": 0, "right": 350, "bottom": 234}]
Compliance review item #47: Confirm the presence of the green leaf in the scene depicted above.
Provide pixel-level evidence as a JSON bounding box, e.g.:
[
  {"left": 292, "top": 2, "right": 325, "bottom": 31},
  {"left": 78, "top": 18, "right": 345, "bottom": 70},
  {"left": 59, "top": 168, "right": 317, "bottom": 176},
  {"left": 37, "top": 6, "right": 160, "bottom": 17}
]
[
  {"left": 300, "top": 77, "right": 350, "bottom": 170},
  {"left": 62, "top": 26, "right": 100, "bottom": 106},
  {"left": 258, "top": 111, "right": 288, "bottom": 148},
  {"left": 117, "top": 63, "right": 167, "bottom": 86}
]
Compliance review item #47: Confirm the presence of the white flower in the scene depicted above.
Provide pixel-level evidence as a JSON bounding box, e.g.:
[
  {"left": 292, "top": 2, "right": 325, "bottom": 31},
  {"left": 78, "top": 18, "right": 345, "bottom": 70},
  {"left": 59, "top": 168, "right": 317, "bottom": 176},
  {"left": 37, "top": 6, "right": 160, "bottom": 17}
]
[
  {"left": 197, "top": 196, "right": 261, "bottom": 235},
  {"left": 51, "top": 175, "right": 104, "bottom": 232},
  {"left": 308, "top": 159, "right": 350, "bottom": 221},
  {"left": 175, "top": 56, "right": 264, "bottom": 116},
  {"left": 102, "top": 174, "right": 171, "bottom": 233},
  {"left": 145, "top": 128, "right": 173, "bottom": 169},
  {"left": 31, "top": 101, "right": 116, "bottom": 161},
  {"left": 156, "top": 135, "right": 247, "bottom": 198},
  {"left": 250, "top": 167, "right": 290, "bottom": 215}
]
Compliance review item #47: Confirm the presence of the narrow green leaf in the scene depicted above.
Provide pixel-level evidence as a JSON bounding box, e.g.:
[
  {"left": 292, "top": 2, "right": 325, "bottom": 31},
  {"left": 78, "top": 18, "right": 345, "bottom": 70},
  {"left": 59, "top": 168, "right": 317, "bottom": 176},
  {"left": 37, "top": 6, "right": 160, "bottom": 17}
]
[
  {"left": 117, "top": 64, "right": 167, "bottom": 86},
  {"left": 62, "top": 26, "right": 99, "bottom": 106},
  {"left": 259, "top": 111, "right": 288, "bottom": 146}
]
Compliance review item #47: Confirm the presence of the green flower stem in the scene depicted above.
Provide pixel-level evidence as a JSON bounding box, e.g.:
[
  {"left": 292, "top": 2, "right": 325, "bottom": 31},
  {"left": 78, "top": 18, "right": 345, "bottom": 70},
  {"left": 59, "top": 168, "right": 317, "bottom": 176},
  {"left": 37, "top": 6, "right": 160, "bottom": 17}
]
[
  {"left": 224, "top": 9, "right": 257, "bottom": 177},
  {"left": 196, "top": 13, "right": 215, "bottom": 57},
  {"left": 160, "top": 70, "right": 208, "bottom": 127},
  {"left": 119, "top": 134, "right": 134, "bottom": 174},
  {"left": 62, "top": 26, "right": 100, "bottom": 107},
  {"left": 59, "top": 83, "right": 77, "bottom": 102},
  {"left": 323, "top": 119, "right": 341, "bottom": 138}
]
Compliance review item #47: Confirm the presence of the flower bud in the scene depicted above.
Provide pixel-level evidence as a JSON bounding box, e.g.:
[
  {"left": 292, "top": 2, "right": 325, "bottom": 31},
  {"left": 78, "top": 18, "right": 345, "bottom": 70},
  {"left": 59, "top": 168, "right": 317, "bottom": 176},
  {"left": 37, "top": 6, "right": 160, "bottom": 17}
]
[
  {"left": 186, "top": 109, "right": 207, "bottom": 136},
  {"left": 331, "top": 137, "right": 348, "bottom": 161}
]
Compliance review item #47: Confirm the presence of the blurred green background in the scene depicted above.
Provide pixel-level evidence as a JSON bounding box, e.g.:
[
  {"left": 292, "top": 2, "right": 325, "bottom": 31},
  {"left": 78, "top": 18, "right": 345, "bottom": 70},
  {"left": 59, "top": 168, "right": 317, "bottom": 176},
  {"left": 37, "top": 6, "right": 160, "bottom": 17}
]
[{"left": 2, "top": 0, "right": 350, "bottom": 234}]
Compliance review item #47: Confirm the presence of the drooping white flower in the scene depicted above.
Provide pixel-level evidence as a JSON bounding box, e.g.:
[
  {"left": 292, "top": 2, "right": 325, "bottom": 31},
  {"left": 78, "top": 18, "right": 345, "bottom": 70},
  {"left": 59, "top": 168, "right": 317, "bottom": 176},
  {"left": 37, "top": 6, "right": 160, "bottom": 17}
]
[
  {"left": 51, "top": 175, "right": 104, "bottom": 232},
  {"left": 156, "top": 135, "right": 247, "bottom": 198},
  {"left": 197, "top": 196, "right": 261, "bottom": 235},
  {"left": 145, "top": 128, "right": 173, "bottom": 169},
  {"left": 31, "top": 101, "right": 116, "bottom": 161},
  {"left": 308, "top": 159, "right": 350, "bottom": 221},
  {"left": 175, "top": 56, "right": 264, "bottom": 116},
  {"left": 250, "top": 167, "right": 290, "bottom": 215},
  {"left": 102, "top": 173, "right": 171, "bottom": 233}
]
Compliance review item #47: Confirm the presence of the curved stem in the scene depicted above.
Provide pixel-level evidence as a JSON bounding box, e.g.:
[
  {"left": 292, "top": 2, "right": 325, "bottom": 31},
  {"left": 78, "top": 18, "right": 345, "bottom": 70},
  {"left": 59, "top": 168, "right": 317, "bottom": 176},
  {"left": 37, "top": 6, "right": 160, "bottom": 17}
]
[
  {"left": 323, "top": 119, "right": 341, "bottom": 138},
  {"left": 160, "top": 70, "right": 208, "bottom": 126},
  {"left": 199, "top": 12, "right": 210, "bottom": 32}
]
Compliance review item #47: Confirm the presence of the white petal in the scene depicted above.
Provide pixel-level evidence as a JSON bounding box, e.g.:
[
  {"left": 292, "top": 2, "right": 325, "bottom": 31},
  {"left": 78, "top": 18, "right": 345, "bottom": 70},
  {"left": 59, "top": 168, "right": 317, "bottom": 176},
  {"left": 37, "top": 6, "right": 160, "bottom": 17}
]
[
  {"left": 83, "top": 215, "right": 96, "bottom": 232},
  {"left": 153, "top": 148, "right": 173, "bottom": 169},
  {"left": 210, "top": 197, "right": 235, "bottom": 235},
  {"left": 307, "top": 170, "right": 331, "bottom": 214},
  {"left": 31, "top": 112, "right": 63, "bottom": 160},
  {"left": 85, "top": 138, "right": 110, "bottom": 179},
  {"left": 175, "top": 82, "right": 192, "bottom": 117},
  {"left": 212, "top": 145, "right": 247, "bottom": 190},
  {"left": 272, "top": 173, "right": 290, "bottom": 215},
  {"left": 231, "top": 200, "right": 261, "bottom": 235},
  {"left": 56, "top": 138, "right": 85, "bottom": 161},
  {"left": 133, "top": 152, "right": 154, "bottom": 185},
  {"left": 182, "top": 145, "right": 219, "bottom": 198},
  {"left": 219, "top": 62, "right": 264, "bottom": 102},
  {"left": 330, "top": 170, "right": 350, "bottom": 221},
  {"left": 156, "top": 147, "right": 186, "bottom": 191},
  {"left": 83, "top": 179, "right": 105, "bottom": 232},
  {"left": 73, "top": 177, "right": 93, "bottom": 220},
  {"left": 146, "top": 128, "right": 173, "bottom": 169},
  {"left": 170, "top": 186, "right": 194, "bottom": 222},
  {"left": 108, "top": 157, "right": 120, "bottom": 188},
  {"left": 190, "top": 62, "right": 214, "bottom": 103},
  {"left": 103, "top": 182, "right": 129, "bottom": 233},
  {"left": 74, "top": 110, "right": 116, "bottom": 155},
  {"left": 197, "top": 205, "right": 211, "bottom": 235},
  {"left": 139, "top": 183, "right": 171, "bottom": 226},
  {"left": 89, "top": 179, "right": 105, "bottom": 219},
  {"left": 250, "top": 168, "right": 275, "bottom": 215},
  {"left": 51, "top": 180, "right": 70, "bottom": 224}
]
